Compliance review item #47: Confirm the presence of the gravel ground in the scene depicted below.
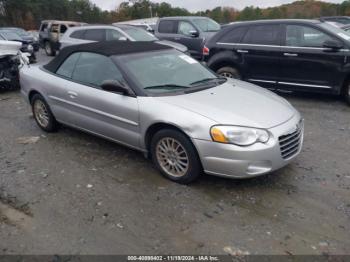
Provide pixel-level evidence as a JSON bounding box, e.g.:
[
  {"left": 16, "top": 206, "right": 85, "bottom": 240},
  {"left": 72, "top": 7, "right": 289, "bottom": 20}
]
[{"left": 0, "top": 51, "right": 349, "bottom": 255}]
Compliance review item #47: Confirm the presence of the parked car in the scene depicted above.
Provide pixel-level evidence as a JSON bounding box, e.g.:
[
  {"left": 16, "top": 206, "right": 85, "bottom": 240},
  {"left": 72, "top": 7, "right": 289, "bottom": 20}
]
[
  {"left": 39, "top": 20, "right": 84, "bottom": 56},
  {"left": 320, "top": 16, "right": 350, "bottom": 25},
  {"left": 341, "top": 24, "right": 350, "bottom": 32},
  {"left": 60, "top": 24, "right": 188, "bottom": 53},
  {"left": 204, "top": 19, "right": 350, "bottom": 105},
  {"left": 0, "top": 30, "right": 36, "bottom": 63},
  {"left": 113, "top": 17, "right": 158, "bottom": 33},
  {"left": 1, "top": 27, "right": 39, "bottom": 51},
  {"left": 0, "top": 40, "right": 29, "bottom": 90},
  {"left": 154, "top": 16, "right": 221, "bottom": 60},
  {"left": 20, "top": 41, "right": 303, "bottom": 184}
]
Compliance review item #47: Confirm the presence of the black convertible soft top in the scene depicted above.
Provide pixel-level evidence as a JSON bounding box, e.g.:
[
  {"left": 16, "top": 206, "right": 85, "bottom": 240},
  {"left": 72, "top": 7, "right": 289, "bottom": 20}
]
[{"left": 44, "top": 40, "right": 172, "bottom": 73}]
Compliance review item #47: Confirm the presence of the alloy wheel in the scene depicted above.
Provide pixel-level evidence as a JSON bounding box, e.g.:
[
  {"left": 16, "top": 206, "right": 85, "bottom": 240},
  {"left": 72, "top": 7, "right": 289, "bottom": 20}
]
[
  {"left": 33, "top": 100, "right": 50, "bottom": 128},
  {"left": 156, "top": 137, "right": 189, "bottom": 178},
  {"left": 220, "top": 72, "right": 234, "bottom": 78}
]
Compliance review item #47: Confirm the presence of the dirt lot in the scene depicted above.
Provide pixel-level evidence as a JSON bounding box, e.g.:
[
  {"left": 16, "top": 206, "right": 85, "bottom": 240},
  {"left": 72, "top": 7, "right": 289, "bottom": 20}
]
[{"left": 0, "top": 51, "right": 349, "bottom": 255}]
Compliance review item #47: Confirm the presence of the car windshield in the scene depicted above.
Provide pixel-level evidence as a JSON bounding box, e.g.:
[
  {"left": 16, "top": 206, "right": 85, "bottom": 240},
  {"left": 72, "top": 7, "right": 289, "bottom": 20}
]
[
  {"left": 191, "top": 18, "right": 221, "bottom": 32},
  {"left": 123, "top": 27, "right": 158, "bottom": 41},
  {"left": 0, "top": 31, "right": 22, "bottom": 41},
  {"left": 6, "top": 28, "right": 29, "bottom": 37},
  {"left": 16, "top": 29, "right": 29, "bottom": 36},
  {"left": 320, "top": 22, "right": 350, "bottom": 41},
  {"left": 117, "top": 50, "right": 225, "bottom": 94}
]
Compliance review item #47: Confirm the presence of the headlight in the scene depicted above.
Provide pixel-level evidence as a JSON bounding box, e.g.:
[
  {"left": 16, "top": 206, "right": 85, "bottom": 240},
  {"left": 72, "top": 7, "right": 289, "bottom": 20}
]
[
  {"left": 27, "top": 44, "right": 33, "bottom": 51},
  {"left": 210, "top": 125, "right": 270, "bottom": 146}
]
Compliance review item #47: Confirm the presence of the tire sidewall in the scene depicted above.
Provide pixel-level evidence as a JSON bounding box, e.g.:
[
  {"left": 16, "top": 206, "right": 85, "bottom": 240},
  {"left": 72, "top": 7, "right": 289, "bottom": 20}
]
[
  {"left": 217, "top": 66, "right": 241, "bottom": 79},
  {"left": 31, "top": 94, "right": 58, "bottom": 132},
  {"left": 45, "top": 42, "right": 56, "bottom": 56},
  {"left": 344, "top": 83, "right": 350, "bottom": 105},
  {"left": 151, "top": 129, "right": 202, "bottom": 184}
]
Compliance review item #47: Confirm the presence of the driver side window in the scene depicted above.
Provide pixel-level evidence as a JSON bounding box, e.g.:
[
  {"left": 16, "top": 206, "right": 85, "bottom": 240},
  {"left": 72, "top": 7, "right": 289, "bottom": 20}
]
[
  {"left": 56, "top": 52, "right": 125, "bottom": 87},
  {"left": 178, "top": 21, "right": 196, "bottom": 36},
  {"left": 286, "top": 25, "right": 334, "bottom": 48},
  {"left": 72, "top": 52, "right": 124, "bottom": 87},
  {"left": 106, "top": 29, "right": 126, "bottom": 41}
]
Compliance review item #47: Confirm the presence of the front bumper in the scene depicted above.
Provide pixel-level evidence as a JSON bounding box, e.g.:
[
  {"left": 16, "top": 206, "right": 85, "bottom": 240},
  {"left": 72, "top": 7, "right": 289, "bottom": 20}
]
[{"left": 193, "top": 114, "right": 304, "bottom": 179}]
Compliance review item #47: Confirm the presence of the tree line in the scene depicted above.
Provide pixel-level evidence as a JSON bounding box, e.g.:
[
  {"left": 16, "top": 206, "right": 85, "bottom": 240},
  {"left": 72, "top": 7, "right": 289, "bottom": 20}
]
[{"left": 1, "top": 0, "right": 350, "bottom": 30}]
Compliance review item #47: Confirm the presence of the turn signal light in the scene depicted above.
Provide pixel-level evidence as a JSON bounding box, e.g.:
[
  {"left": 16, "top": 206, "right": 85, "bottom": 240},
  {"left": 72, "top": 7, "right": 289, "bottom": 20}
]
[{"left": 210, "top": 127, "right": 228, "bottom": 143}]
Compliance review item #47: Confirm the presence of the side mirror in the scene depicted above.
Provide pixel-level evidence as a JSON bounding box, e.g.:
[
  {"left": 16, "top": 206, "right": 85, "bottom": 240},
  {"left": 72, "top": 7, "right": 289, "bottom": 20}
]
[
  {"left": 101, "top": 80, "right": 129, "bottom": 95},
  {"left": 189, "top": 30, "right": 199, "bottom": 38},
  {"left": 323, "top": 39, "right": 343, "bottom": 50},
  {"left": 118, "top": 36, "right": 128, "bottom": 41}
]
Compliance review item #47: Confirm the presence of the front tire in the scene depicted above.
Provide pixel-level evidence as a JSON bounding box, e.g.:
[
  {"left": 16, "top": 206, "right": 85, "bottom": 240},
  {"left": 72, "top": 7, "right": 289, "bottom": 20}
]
[
  {"left": 216, "top": 66, "right": 241, "bottom": 79},
  {"left": 151, "top": 129, "right": 202, "bottom": 184},
  {"left": 344, "top": 82, "right": 350, "bottom": 105},
  {"left": 31, "top": 94, "right": 59, "bottom": 132},
  {"left": 44, "top": 41, "right": 56, "bottom": 56}
]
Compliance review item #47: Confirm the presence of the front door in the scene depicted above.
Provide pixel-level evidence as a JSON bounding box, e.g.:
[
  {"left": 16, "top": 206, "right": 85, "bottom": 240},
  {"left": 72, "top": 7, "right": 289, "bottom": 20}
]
[
  {"left": 238, "top": 24, "right": 283, "bottom": 89},
  {"left": 176, "top": 21, "right": 203, "bottom": 59},
  {"left": 52, "top": 51, "right": 140, "bottom": 149},
  {"left": 278, "top": 24, "right": 345, "bottom": 92}
]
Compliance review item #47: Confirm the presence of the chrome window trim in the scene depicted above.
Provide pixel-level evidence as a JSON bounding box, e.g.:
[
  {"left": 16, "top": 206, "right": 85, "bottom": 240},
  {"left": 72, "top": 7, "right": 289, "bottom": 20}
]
[{"left": 216, "top": 42, "right": 350, "bottom": 52}]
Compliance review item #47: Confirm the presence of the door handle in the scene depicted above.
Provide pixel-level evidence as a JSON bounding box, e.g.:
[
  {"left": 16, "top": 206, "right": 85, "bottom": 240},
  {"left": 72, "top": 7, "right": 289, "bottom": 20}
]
[
  {"left": 237, "top": 49, "right": 249, "bottom": 53},
  {"left": 68, "top": 91, "right": 78, "bottom": 98},
  {"left": 174, "top": 37, "right": 181, "bottom": 40},
  {"left": 284, "top": 53, "right": 298, "bottom": 57}
]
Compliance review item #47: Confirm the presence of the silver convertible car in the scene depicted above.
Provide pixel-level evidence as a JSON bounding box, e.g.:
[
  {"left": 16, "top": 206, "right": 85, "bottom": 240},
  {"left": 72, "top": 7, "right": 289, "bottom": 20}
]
[{"left": 20, "top": 41, "right": 304, "bottom": 184}]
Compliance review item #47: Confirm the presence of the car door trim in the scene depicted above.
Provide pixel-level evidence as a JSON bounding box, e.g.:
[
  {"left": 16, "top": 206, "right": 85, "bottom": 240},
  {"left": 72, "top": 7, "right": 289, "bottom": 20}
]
[
  {"left": 249, "top": 79, "right": 331, "bottom": 88},
  {"left": 277, "top": 82, "right": 332, "bottom": 88},
  {"left": 49, "top": 95, "right": 139, "bottom": 126},
  {"left": 217, "top": 42, "right": 350, "bottom": 51},
  {"left": 249, "top": 79, "right": 276, "bottom": 84}
]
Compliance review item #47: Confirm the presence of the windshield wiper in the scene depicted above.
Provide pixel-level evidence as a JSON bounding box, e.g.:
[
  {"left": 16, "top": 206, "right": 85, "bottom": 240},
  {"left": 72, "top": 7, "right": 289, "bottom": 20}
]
[
  {"left": 190, "top": 77, "right": 227, "bottom": 86},
  {"left": 144, "top": 84, "right": 190, "bottom": 90}
]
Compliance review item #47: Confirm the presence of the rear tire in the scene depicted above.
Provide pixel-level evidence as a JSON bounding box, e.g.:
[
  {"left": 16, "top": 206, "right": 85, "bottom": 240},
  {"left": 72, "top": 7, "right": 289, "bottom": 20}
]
[
  {"left": 31, "top": 94, "right": 59, "bottom": 132},
  {"left": 217, "top": 66, "right": 241, "bottom": 79},
  {"left": 150, "top": 129, "right": 202, "bottom": 184},
  {"left": 44, "top": 41, "right": 56, "bottom": 56},
  {"left": 343, "top": 82, "right": 350, "bottom": 105}
]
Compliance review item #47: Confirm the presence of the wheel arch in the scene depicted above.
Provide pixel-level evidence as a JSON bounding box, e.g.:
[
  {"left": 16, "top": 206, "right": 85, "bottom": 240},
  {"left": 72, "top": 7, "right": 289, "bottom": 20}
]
[
  {"left": 341, "top": 73, "right": 350, "bottom": 95},
  {"left": 207, "top": 50, "right": 242, "bottom": 74},
  {"left": 28, "top": 90, "right": 42, "bottom": 104},
  {"left": 144, "top": 122, "right": 202, "bottom": 162},
  {"left": 144, "top": 122, "right": 190, "bottom": 152}
]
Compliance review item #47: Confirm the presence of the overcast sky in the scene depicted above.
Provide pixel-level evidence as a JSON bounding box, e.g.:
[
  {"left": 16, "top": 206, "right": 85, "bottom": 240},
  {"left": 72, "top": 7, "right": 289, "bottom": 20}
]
[{"left": 91, "top": 0, "right": 344, "bottom": 12}]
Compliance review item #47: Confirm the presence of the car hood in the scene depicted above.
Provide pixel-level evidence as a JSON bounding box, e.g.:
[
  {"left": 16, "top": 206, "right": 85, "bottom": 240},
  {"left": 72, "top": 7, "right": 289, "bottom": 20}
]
[
  {"left": 156, "top": 80, "right": 296, "bottom": 129},
  {"left": 21, "top": 35, "right": 35, "bottom": 42},
  {"left": 156, "top": 40, "right": 188, "bottom": 52}
]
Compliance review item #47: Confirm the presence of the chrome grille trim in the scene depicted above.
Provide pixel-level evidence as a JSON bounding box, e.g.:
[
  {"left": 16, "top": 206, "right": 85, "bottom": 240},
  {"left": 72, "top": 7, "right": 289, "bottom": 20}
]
[{"left": 279, "top": 121, "right": 303, "bottom": 160}]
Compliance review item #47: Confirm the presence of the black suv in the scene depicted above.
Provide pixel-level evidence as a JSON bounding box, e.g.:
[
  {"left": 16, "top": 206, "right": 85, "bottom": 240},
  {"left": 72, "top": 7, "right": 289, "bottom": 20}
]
[{"left": 204, "top": 19, "right": 350, "bottom": 104}]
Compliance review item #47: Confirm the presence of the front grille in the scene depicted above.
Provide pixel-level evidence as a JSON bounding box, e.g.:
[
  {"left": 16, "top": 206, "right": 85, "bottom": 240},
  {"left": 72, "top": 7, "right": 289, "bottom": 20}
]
[{"left": 279, "top": 123, "right": 303, "bottom": 159}]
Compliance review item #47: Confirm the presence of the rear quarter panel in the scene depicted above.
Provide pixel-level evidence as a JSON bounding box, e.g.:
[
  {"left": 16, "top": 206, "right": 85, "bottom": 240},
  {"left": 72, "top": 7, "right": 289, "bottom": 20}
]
[{"left": 20, "top": 66, "right": 50, "bottom": 103}]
